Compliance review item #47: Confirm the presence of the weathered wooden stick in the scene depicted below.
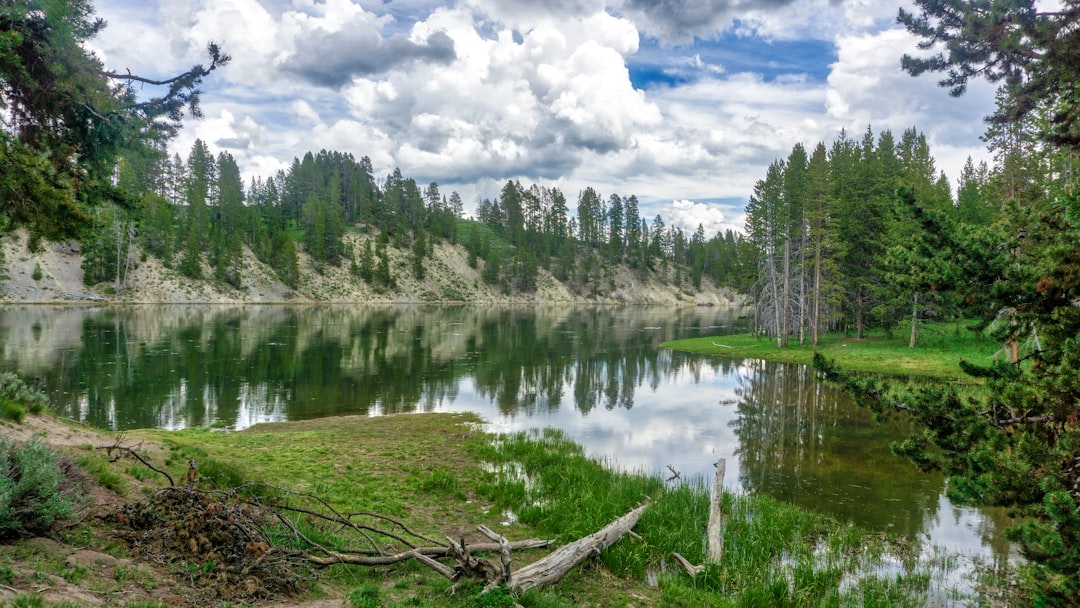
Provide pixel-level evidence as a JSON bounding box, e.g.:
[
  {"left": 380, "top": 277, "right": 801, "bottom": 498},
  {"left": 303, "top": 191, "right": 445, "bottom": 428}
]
[
  {"left": 707, "top": 458, "right": 726, "bottom": 564},
  {"left": 477, "top": 525, "right": 513, "bottom": 586},
  {"left": 671, "top": 552, "right": 704, "bottom": 576},
  {"left": 412, "top": 551, "right": 457, "bottom": 580},
  {"left": 673, "top": 458, "right": 727, "bottom": 576},
  {"left": 509, "top": 502, "right": 648, "bottom": 594},
  {"left": 308, "top": 538, "right": 552, "bottom": 566},
  {"left": 666, "top": 464, "right": 681, "bottom": 481}
]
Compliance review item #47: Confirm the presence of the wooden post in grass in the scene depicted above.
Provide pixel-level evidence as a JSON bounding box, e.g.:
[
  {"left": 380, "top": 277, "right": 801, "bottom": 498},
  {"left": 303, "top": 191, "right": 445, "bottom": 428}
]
[
  {"left": 673, "top": 458, "right": 726, "bottom": 576},
  {"left": 707, "top": 458, "right": 726, "bottom": 564}
]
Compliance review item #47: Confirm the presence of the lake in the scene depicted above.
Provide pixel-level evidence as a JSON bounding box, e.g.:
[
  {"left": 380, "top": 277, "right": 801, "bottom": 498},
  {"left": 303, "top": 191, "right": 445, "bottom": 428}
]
[{"left": 0, "top": 304, "right": 1013, "bottom": 565}]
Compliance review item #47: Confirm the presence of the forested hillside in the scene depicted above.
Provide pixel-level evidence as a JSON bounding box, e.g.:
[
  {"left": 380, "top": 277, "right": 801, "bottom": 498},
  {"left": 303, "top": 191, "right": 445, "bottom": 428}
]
[{"left": 8, "top": 141, "right": 747, "bottom": 303}]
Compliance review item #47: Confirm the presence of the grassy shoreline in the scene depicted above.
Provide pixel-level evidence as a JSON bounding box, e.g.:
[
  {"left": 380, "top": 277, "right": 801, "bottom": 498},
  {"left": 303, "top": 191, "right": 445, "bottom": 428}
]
[
  {"left": 134, "top": 413, "right": 1006, "bottom": 607},
  {"left": 663, "top": 321, "right": 1001, "bottom": 379}
]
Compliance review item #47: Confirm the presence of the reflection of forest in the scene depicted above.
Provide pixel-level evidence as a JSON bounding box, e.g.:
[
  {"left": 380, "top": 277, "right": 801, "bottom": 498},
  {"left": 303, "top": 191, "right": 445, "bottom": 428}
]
[
  {"left": 0, "top": 305, "right": 740, "bottom": 431},
  {"left": 731, "top": 359, "right": 1013, "bottom": 557}
]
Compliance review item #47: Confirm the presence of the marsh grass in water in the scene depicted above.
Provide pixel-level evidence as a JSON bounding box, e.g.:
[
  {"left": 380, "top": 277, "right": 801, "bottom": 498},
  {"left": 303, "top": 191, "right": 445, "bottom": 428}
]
[
  {"left": 664, "top": 320, "right": 999, "bottom": 379},
  {"left": 475, "top": 428, "right": 978, "bottom": 607}
]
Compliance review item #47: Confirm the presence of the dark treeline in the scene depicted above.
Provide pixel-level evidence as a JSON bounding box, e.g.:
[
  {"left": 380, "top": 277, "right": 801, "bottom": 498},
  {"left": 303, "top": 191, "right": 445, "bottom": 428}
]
[
  {"left": 744, "top": 121, "right": 1078, "bottom": 349},
  {"left": 83, "top": 141, "right": 750, "bottom": 297}
]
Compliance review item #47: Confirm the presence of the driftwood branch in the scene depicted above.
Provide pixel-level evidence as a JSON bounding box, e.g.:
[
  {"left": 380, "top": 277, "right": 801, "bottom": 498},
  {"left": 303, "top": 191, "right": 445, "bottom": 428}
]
[
  {"left": 477, "top": 525, "right": 514, "bottom": 590},
  {"left": 509, "top": 502, "right": 648, "bottom": 594},
  {"left": 665, "top": 464, "right": 681, "bottom": 481},
  {"left": 412, "top": 551, "right": 458, "bottom": 580},
  {"left": 674, "top": 458, "right": 726, "bottom": 576},
  {"left": 672, "top": 552, "right": 704, "bottom": 576},
  {"left": 306, "top": 539, "right": 553, "bottom": 567},
  {"left": 98, "top": 435, "right": 174, "bottom": 486}
]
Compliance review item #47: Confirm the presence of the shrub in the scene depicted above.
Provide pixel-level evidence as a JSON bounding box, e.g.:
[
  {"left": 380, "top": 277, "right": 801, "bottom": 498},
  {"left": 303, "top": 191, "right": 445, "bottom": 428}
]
[
  {"left": 0, "top": 396, "right": 25, "bottom": 422},
  {"left": 0, "top": 436, "right": 84, "bottom": 538},
  {"left": 0, "top": 372, "right": 48, "bottom": 415},
  {"left": 31, "top": 263, "right": 42, "bottom": 281}
]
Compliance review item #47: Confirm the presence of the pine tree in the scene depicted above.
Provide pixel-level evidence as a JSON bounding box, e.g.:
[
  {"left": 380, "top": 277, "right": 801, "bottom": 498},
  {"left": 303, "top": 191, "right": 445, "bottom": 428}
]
[
  {"left": 375, "top": 238, "right": 393, "bottom": 288},
  {"left": 358, "top": 240, "right": 375, "bottom": 283},
  {"left": 412, "top": 230, "right": 427, "bottom": 280},
  {"left": 482, "top": 249, "right": 501, "bottom": 285}
]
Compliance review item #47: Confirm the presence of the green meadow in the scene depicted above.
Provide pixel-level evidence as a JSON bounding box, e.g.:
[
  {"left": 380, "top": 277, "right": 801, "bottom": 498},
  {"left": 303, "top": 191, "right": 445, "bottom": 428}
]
[{"left": 664, "top": 321, "right": 1001, "bottom": 379}]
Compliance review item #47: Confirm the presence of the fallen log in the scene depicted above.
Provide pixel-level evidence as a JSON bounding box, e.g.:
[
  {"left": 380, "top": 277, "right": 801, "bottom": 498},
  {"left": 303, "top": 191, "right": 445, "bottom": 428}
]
[
  {"left": 508, "top": 502, "right": 648, "bottom": 594},
  {"left": 307, "top": 538, "right": 553, "bottom": 567}
]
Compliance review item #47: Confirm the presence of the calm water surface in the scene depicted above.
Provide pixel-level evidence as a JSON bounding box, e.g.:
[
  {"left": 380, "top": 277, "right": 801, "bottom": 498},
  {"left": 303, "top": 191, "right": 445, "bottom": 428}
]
[{"left": 0, "top": 304, "right": 1012, "bottom": 564}]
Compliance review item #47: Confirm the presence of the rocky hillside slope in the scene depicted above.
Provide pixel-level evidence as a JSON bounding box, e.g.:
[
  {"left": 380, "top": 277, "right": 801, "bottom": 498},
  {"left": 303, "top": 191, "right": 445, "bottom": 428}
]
[{"left": 0, "top": 229, "right": 742, "bottom": 306}]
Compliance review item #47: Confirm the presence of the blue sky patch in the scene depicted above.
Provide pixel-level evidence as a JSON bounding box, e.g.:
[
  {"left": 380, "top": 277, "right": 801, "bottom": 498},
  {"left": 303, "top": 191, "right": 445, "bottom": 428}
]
[{"left": 630, "top": 33, "right": 836, "bottom": 90}]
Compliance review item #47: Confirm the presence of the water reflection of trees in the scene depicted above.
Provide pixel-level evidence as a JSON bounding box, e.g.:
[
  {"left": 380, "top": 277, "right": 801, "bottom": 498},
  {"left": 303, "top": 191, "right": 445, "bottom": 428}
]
[
  {"left": 0, "top": 305, "right": 739, "bottom": 431},
  {"left": 730, "top": 359, "right": 1012, "bottom": 557}
]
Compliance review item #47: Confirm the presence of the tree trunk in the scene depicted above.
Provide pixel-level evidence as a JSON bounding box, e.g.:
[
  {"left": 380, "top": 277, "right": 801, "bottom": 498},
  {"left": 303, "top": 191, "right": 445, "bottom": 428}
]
[
  {"left": 909, "top": 292, "right": 918, "bottom": 348},
  {"left": 812, "top": 235, "right": 822, "bottom": 350},
  {"left": 798, "top": 227, "right": 807, "bottom": 346},
  {"left": 115, "top": 215, "right": 123, "bottom": 292},
  {"left": 856, "top": 285, "right": 865, "bottom": 339},
  {"left": 767, "top": 247, "right": 782, "bottom": 348},
  {"left": 782, "top": 237, "right": 791, "bottom": 348}
]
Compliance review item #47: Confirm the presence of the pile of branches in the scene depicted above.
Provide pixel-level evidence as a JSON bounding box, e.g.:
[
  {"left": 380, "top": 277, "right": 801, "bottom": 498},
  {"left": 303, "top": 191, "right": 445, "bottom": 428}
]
[
  {"left": 105, "top": 440, "right": 646, "bottom": 601},
  {"left": 111, "top": 486, "right": 314, "bottom": 604}
]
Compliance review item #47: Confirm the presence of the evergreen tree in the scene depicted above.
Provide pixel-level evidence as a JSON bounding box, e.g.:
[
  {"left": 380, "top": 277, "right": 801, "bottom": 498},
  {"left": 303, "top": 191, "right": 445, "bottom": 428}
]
[
  {"left": 899, "top": 0, "right": 1080, "bottom": 148},
  {"left": 375, "top": 237, "right": 393, "bottom": 288},
  {"left": 0, "top": 1, "right": 228, "bottom": 238},
  {"left": 212, "top": 152, "right": 245, "bottom": 288},
  {"left": 482, "top": 249, "right": 501, "bottom": 285},
  {"left": 139, "top": 191, "right": 174, "bottom": 265},
  {"left": 179, "top": 222, "right": 203, "bottom": 280},
  {"left": 358, "top": 240, "right": 375, "bottom": 283},
  {"left": 270, "top": 230, "right": 299, "bottom": 288},
  {"left": 412, "top": 229, "right": 427, "bottom": 280},
  {"left": 607, "top": 194, "right": 625, "bottom": 260},
  {"left": 956, "top": 157, "right": 994, "bottom": 226},
  {"left": 818, "top": 5, "right": 1080, "bottom": 602}
]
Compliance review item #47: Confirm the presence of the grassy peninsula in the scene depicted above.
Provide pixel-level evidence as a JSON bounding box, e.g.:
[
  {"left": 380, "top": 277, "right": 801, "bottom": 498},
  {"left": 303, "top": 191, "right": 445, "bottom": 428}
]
[{"left": 664, "top": 321, "right": 1001, "bottom": 379}]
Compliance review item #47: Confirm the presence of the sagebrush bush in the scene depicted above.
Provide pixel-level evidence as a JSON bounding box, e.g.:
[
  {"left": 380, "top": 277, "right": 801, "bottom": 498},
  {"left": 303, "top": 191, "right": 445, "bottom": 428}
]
[
  {"left": 0, "top": 436, "right": 84, "bottom": 537},
  {"left": 0, "top": 371, "right": 47, "bottom": 408}
]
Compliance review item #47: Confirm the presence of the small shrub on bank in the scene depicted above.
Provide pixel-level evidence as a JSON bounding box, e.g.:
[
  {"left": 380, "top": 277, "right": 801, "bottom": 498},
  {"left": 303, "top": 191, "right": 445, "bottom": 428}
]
[
  {"left": 0, "top": 396, "right": 26, "bottom": 422},
  {"left": 0, "top": 436, "right": 85, "bottom": 537},
  {"left": 0, "top": 372, "right": 48, "bottom": 422}
]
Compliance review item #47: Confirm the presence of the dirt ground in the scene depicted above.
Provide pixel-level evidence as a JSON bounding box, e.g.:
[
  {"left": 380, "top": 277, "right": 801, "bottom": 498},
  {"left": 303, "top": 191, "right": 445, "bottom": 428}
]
[{"left": 0, "top": 414, "right": 349, "bottom": 608}]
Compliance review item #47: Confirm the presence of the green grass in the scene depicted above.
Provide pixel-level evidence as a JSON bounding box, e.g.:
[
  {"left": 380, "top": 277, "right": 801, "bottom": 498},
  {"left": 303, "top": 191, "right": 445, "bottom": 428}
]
[
  {"left": 74, "top": 452, "right": 129, "bottom": 495},
  {"left": 664, "top": 320, "right": 999, "bottom": 379},
  {"left": 473, "top": 428, "right": 953, "bottom": 607},
  {"left": 0, "top": 396, "right": 26, "bottom": 422},
  {"left": 131, "top": 414, "right": 990, "bottom": 607}
]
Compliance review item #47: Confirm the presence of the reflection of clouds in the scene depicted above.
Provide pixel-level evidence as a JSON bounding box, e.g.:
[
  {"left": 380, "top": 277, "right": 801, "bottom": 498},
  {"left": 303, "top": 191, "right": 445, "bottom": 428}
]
[
  {"left": 449, "top": 364, "right": 746, "bottom": 487},
  {"left": 438, "top": 356, "right": 1007, "bottom": 567}
]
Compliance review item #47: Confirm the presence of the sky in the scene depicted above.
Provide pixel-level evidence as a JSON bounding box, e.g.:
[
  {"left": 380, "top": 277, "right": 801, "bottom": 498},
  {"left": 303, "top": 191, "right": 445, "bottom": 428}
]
[{"left": 90, "top": 0, "right": 998, "bottom": 236}]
